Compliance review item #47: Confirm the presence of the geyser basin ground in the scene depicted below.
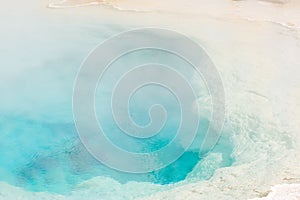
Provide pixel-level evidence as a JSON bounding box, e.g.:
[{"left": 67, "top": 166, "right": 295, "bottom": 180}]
[{"left": 0, "top": 0, "right": 300, "bottom": 200}]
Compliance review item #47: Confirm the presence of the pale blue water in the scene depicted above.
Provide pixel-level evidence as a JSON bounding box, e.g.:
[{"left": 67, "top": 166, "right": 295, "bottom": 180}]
[{"left": 0, "top": 7, "right": 235, "bottom": 194}]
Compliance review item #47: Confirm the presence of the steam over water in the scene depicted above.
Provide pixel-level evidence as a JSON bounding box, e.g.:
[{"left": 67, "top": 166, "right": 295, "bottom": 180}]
[{"left": 0, "top": 0, "right": 300, "bottom": 199}]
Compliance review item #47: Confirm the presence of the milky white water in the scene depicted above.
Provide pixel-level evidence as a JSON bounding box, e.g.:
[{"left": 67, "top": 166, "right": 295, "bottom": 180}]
[{"left": 0, "top": 0, "right": 300, "bottom": 199}]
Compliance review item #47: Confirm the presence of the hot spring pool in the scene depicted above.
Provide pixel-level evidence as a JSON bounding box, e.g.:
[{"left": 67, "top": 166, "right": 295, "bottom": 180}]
[
  {"left": 0, "top": 7, "right": 235, "bottom": 196},
  {"left": 0, "top": 114, "right": 234, "bottom": 193},
  {"left": 1, "top": 1, "right": 299, "bottom": 200}
]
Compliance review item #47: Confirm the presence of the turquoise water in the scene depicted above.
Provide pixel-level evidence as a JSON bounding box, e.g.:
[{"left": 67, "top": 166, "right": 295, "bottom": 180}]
[
  {"left": 0, "top": 9, "right": 234, "bottom": 194},
  {"left": 0, "top": 114, "right": 234, "bottom": 193}
]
